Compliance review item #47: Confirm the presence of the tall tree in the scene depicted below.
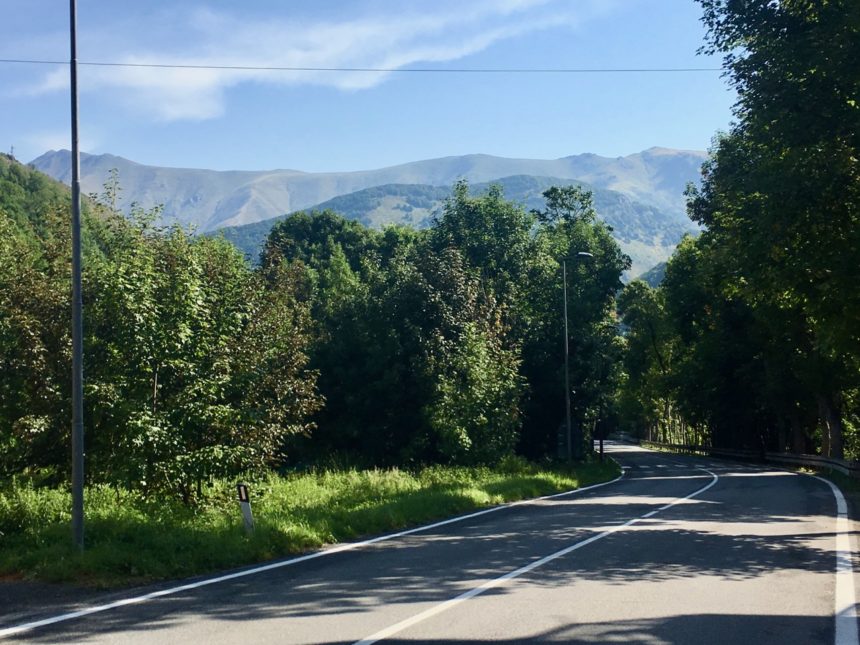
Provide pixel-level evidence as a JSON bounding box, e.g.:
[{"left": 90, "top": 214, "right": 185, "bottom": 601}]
[
  {"left": 519, "top": 186, "right": 630, "bottom": 457},
  {"left": 676, "top": 1, "right": 860, "bottom": 456}
]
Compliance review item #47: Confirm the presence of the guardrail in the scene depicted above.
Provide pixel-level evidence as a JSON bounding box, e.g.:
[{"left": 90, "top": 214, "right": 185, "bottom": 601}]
[{"left": 640, "top": 440, "right": 860, "bottom": 479}]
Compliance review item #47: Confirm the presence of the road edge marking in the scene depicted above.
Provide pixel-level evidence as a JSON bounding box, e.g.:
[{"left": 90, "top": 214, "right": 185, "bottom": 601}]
[
  {"left": 0, "top": 470, "right": 625, "bottom": 640},
  {"left": 352, "top": 467, "right": 719, "bottom": 645},
  {"left": 811, "top": 475, "right": 859, "bottom": 645},
  {"left": 639, "top": 443, "right": 859, "bottom": 645}
]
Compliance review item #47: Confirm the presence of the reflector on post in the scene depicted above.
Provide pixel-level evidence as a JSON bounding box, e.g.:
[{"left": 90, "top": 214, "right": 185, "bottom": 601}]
[{"left": 236, "top": 484, "right": 254, "bottom": 534}]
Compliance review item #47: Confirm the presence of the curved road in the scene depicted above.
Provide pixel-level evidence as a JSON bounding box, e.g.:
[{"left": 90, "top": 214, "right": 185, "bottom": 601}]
[{"left": 2, "top": 443, "right": 856, "bottom": 644}]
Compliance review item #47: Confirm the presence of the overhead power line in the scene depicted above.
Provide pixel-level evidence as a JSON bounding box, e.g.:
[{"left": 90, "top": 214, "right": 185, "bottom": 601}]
[{"left": 0, "top": 58, "right": 722, "bottom": 73}]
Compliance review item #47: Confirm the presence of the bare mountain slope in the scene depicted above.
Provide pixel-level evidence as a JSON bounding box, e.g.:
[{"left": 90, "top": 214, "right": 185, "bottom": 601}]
[
  {"left": 216, "top": 175, "right": 697, "bottom": 277},
  {"left": 30, "top": 148, "right": 705, "bottom": 233}
]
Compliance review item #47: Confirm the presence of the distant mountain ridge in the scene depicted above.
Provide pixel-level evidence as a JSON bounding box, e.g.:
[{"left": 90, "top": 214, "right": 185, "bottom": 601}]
[
  {"left": 217, "top": 175, "right": 697, "bottom": 276},
  {"left": 30, "top": 148, "right": 705, "bottom": 275},
  {"left": 30, "top": 148, "right": 705, "bottom": 228}
]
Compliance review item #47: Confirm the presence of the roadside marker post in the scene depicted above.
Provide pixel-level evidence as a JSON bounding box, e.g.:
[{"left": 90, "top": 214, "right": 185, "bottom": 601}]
[{"left": 236, "top": 484, "right": 255, "bottom": 534}]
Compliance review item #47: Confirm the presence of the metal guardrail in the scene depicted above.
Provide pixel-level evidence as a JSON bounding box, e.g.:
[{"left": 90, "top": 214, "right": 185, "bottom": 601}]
[{"left": 641, "top": 440, "right": 860, "bottom": 479}]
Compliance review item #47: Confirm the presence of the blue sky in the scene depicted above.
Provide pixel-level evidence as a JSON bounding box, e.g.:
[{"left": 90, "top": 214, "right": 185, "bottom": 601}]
[{"left": 1, "top": 0, "right": 735, "bottom": 172}]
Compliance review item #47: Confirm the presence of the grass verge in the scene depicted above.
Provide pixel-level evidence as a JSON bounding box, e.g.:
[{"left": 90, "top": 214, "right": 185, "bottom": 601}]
[{"left": 0, "top": 457, "right": 619, "bottom": 588}]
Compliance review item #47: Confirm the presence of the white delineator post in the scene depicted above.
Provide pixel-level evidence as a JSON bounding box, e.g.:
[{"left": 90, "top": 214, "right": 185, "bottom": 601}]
[{"left": 236, "top": 484, "right": 255, "bottom": 534}]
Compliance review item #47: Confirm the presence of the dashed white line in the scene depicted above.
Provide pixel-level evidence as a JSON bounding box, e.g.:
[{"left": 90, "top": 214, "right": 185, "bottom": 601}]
[{"left": 353, "top": 467, "right": 719, "bottom": 645}]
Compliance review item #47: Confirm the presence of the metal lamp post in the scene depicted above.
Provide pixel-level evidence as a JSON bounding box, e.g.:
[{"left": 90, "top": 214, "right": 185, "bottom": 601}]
[
  {"left": 563, "top": 251, "right": 593, "bottom": 462},
  {"left": 70, "top": 0, "right": 85, "bottom": 551}
]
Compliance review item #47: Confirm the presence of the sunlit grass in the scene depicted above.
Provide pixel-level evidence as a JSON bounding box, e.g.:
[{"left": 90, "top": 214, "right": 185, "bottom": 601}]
[{"left": 0, "top": 457, "right": 619, "bottom": 588}]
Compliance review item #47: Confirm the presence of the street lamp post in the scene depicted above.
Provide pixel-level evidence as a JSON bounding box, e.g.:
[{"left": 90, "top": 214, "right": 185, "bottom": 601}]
[
  {"left": 70, "top": 0, "right": 84, "bottom": 551},
  {"left": 562, "top": 251, "right": 593, "bottom": 462}
]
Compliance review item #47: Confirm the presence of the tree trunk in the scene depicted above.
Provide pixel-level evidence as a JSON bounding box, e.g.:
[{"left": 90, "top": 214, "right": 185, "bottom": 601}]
[
  {"left": 817, "top": 393, "right": 844, "bottom": 459},
  {"left": 662, "top": 400, "right": 671, "bottom": 443}
]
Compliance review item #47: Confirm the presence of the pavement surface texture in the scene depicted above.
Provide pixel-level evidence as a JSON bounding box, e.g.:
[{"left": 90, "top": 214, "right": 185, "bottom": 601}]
[{"left": 1, "top": 442, "right": 856, "bottom": 644}]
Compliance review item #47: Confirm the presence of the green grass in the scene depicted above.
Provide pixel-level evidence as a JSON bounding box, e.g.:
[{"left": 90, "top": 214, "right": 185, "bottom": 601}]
[{"left": 0, "top": 457, "right": 619, "bottom": 588}]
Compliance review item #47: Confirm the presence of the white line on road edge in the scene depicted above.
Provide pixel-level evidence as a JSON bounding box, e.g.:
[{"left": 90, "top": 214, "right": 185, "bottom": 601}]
[
  {"left": 812, "top": 475, "right": 860, "bottom": 645},
  {"left": 353, "top": 468, "right": 719, "bottom": 645},
  {"left": 640, "top": 443, "right": 858, "bottom": 645},
  {"left": 0, "top": 472, "right": 625, "bottom": 640}
]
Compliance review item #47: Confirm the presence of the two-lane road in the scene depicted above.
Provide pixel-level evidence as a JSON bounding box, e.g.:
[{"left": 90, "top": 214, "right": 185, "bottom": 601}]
[{"left": 2, "top": 443, "right": 856, "bottom": 643}]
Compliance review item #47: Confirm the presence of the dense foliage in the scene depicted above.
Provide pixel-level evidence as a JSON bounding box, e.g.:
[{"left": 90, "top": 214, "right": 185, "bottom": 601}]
[
  {"left": 1, "top": 164, "right": 322, "bottom": 500},
  {"left": 4, "top": 1, "right": 858, "bottom": 532},
  {"left": 619, "top": 0, "right": 860, "bottom": 458},
  {"left": 265, "top": 180, "right": 628, "bottom": 466},
  {"left": 5, "top": 0, "right": 857, "bottom": 503},
  {"left": 1, "top": 157, "right": 626, "bottom": 501}
]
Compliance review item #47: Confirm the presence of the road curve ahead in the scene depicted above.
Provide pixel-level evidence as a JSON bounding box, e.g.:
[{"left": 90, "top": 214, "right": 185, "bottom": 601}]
[{"left": 2, "top": 442, "right": 856, "bottom": 644}]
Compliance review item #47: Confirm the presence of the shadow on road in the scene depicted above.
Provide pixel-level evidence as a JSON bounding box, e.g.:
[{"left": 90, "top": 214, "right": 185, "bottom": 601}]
[
  {"left": 5, "top": 447, "right": 848, "bottom": 643},
  {"left": 373, "top": 612, "right": 831, "bottom": 644}
]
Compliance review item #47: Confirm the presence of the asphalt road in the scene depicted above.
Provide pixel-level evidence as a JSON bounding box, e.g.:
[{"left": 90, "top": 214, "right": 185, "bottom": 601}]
[{"left": 2, "top": 442, "right": 856, "bottom": 644}]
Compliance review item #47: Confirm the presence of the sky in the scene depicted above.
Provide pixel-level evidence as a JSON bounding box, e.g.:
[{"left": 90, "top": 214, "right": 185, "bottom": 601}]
[{"left": 0, "top": 0, "right": 736, "bottom": 173}]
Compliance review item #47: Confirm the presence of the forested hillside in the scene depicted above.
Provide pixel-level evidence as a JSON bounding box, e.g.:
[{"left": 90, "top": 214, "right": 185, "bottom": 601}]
[
  {"left": 216, "top": 176, "right": 692, "bottom": 276},
  {"left": 637, "top": 262, "right": 666, "bottom": 287},
  {"left": 1, "top": 153, "right": 74, "bottom": 231}
]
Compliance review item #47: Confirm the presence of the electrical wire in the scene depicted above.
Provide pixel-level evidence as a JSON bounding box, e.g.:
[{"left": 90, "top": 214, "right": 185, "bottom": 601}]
[{"left": 0, "top": 58, "right": 722, "bottom": 73}]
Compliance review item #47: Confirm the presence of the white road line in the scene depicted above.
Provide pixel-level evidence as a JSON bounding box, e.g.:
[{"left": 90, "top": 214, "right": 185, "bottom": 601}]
[
  {"left": 0, "top": 473, "right": 625, "bottom": 640},
  {"left": 640, "top": 444, "right": 859, "bottom": 645},
  {"left": 812, "top": 476, "right": 860, "bottom": 645},
  {"left": 353, "top": 468, "right": 719, "bottom": 645}
]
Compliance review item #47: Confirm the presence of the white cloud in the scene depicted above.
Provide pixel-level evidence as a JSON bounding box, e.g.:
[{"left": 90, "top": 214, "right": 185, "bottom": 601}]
[
  {"left": 20, "top": 0, "right": 613, "bottom": 121},
  {"left": 25, "top": 129, "right": 100, "bottom": 154}
]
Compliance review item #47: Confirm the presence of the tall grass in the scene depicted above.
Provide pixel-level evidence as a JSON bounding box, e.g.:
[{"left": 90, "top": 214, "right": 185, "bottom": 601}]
[{"left": 0, "top": 458, "right": 619, "bottom": 587}]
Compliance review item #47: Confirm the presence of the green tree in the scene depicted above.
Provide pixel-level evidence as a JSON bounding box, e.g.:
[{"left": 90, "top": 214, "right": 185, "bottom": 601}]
[
  {"left": 617, "top": 279, "right": 673, "bottom": 439},
  {"left": 497, "top": 184, "right": 629, "bottom": 457},
  {"left": 431, "top": 180, "right": 535, "bottom": 316},
  {"left": 684, "top": 0, "right": 860, "bottom": 456},
  {"left": 0, "top": 207, "right": 72, "bottom": 478},
  {"left": 83, "top": 207, "right": 322, "bottom": 498},
  {"left": 0, "top": 168, "right": 323, "bottom": 497},
  {"left": 264, "top": 209, "right": 388, "bottom": 273}
]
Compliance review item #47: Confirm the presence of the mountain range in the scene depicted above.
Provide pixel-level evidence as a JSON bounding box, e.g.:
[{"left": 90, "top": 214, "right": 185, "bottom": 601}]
[
  {"left": 30, "top": 148, "right": 706, "bottom": 275},
  {"left": 217, "top": 176, "right": 695, "bottom": 276}
]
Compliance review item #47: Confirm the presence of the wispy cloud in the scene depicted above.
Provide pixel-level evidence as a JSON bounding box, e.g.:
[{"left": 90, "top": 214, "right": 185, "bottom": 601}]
[
  {"left": 19, "top": 0, "right": 615, "bottom": 121},
  {"left": 25, "top": 128, "right": 101, "bottom": 154}
]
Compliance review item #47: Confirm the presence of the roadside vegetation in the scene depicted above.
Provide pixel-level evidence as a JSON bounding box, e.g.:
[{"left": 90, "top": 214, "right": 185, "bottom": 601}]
[
  {"left": 1, "top": 164, "right": 626, "bottom": 489},
  {"left": 617, "top": 0, "right": 859, "bottom": 459},
  {"left": 1, "top": 151, "right": 626, "bottom": 585},
  {"left": 0, "top": 458, "right": 618, "bottom": 587},
  {"left": 0, "top": 0, "right": 857, "bottom": 587}
]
